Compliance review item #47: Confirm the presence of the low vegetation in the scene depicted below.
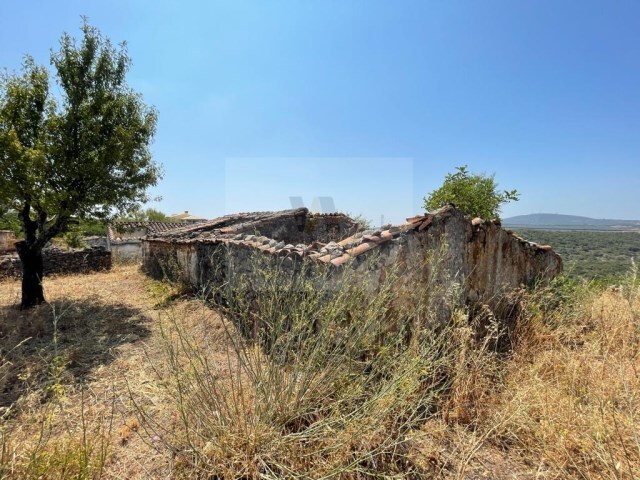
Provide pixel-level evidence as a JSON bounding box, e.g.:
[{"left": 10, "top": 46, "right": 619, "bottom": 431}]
[
  {"left": 0, "top": 255, "right": 638, "bottom": 478},
  {"left": 517, "top": 229, "right": 639, "bottom": 281}
]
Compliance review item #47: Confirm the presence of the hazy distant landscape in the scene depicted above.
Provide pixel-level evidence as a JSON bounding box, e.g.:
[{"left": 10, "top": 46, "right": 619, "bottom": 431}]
[
  {"left": 512, "top": 229, "right": 638, "bottom": 280},
  {"left": 503, "top": 214, "right": 639, "bottom": 279},
  {"left": 504, "top": 213, "right": 640, "bottom": 231}
]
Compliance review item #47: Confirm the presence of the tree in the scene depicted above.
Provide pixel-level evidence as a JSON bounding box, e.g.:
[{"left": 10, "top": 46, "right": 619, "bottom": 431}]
[
  {"left": 423, "top": 165, "right": 519, "bottom": 220},
  {"left": 0, "top": 21, "right": 160, "bottom": 308},
  {"left": 144, "top": 208, "right": 170, "bottom": 222},
  {"left": 127, "top": 207, "right": 171, "bottom": 222}
]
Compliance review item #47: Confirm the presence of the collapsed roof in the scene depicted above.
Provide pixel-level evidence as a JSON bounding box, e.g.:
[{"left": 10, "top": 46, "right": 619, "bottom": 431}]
[
  {"left": 143, "top": 206, "right": 561, "bottom": 269},
  {"left": 107, "top": 221, "right": 187, "bottom": 242}
]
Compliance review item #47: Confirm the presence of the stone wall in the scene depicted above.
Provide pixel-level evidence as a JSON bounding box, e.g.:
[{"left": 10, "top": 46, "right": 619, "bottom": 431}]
[
  {"left": 0, "top": 256, "right": 21, "bottom": 278},
  {"left": 85, "top": 236, "right": 108, "bottom": 248},
  {"left": 142, "top": 206, "right": 562, "bottom": 316},
  {"left": 0, "top": 230, "right": 16, "bottom": 254},
  {"left": 0, "top": 246, "right": 112, "bottom": 279},
  {"left": 106, "top": 221, "right": 193, "bottom": 263},
  {"left": 110, "top": 241, "right": 143, "bottom": 263}
]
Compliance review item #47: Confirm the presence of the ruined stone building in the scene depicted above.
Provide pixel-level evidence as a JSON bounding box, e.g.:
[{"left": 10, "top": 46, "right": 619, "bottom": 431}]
[
  {"left": 107, "top": 221, "right": 187, "bottom": 262},
  {"left": 141, "top": 206, "right": 562, "bottom": 315}
]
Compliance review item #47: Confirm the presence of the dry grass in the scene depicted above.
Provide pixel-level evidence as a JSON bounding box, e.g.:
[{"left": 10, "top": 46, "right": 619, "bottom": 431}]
[
  {"left": 473, "top": 269, "right": 640, "bottom": 478},
  {"left": 134, "top": 252, "right": 461, "bottom": 478},
  {"left": 0, "top": 265, "right": 228, "bottom": 478},
  {"left": 0, "top": 258, "right": 638, "bottom": 479},
  {"left": 412, "top": 265, "right": 640, "bottom": 479}
]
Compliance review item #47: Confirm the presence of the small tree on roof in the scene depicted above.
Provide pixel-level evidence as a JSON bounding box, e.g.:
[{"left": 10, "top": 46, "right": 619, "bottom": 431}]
[
  {"left": 0, "top": 20, "right": 161, "bottom": 308},
  {"left": 423, "top": 165, "right": 519, "bottom": 220}
]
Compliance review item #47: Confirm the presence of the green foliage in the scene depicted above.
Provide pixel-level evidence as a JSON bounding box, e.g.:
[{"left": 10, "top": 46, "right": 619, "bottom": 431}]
[
  {"left": 0, "top": 20, "right": 160, "bottom": 250},
  {"left": 143, "top": 208, "right": 169, "bottom": 222},
  {"left": 2, "top": 207, "right": 105, "bottom": 240},
  {"left": 0, "top": 209, "right": 21, "bottom": 236},
  {"left": 345, "top": 212, "right": 372, "bottom": 230},
  {"left": 75, "top": 218, "right": 106, "bottom": 237},
  {"left": 424, "top": 165, "right": 519, "bottom": 220},
  {"left": 517, "top": 229, "right": 640, "bottom": 281},
  {"left": 62, "top": 226, "right": 87, "bottom": 249},
  {"left": 126, "top": 207, "right": 171, "bottom": 222},
  {"left": 56, "top": 218, "right": 106, "bottom": 240}
]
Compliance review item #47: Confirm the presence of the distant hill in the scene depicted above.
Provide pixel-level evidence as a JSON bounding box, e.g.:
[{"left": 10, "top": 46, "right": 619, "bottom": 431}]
[{"left": 503, "top": 214, "right": 640, "bottom": 231}]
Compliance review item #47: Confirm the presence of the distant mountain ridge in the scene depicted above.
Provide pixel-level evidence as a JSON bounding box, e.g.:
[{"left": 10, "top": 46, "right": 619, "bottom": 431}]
[{"left": 503, "top": 213, "right": 640, "bottom": 231}]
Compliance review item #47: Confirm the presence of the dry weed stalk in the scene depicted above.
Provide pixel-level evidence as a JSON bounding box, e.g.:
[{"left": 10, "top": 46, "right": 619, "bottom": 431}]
[
  {"left": 134, "top": 247, "right": 468, "bottom": 478},
  {"left": 1, "top": 252, "right": 638, "bottom": 479}
]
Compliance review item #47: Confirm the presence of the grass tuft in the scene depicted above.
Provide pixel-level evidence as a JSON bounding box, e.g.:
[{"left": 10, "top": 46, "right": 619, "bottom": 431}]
[{"left": 0, "top": 257, "right": 638, "bottom": 478}]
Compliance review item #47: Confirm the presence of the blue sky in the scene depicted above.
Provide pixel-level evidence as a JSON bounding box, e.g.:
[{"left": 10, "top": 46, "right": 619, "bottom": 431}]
[{"left": 1, "top": 1, "right": 639, "bottom": 224}]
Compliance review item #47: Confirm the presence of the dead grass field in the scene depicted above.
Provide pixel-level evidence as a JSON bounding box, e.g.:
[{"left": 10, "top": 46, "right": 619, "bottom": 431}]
[
  {"left": 0, "top": 266, "right": 237, "bottom": 479},
  {"left": 0, "top": 264, "right": 638, "bottom": 479}
]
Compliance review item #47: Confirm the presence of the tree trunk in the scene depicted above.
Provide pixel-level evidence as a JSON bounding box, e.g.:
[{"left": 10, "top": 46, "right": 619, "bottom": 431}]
[{"left": 15, "top": 241, "right": 46, "bottom": 309}]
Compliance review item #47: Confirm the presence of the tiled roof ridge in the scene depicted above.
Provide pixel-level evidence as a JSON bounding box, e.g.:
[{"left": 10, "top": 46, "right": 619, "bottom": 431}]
[
  {"left": 107, "top": 221, "right": 187, "bottom": 241},
  {"left": 144, "top": 205, "right": 561, "bottom": 266},
  {"left": 308, "top": 212, "right": 352, "bottom": 217},
  {"left": 111, "top": 220, "right": 186, "bottom": 227},
  {"left": 149, "top": 208, "right": 310, "bottom": 239}
]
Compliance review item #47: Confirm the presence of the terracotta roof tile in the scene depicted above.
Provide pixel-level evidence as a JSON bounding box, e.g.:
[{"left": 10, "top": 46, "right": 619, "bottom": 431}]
[
  {"left": 346, "top": 242, "right": 377, "bottom": 257},
  {"left": 108, "top": 221, "right": 186, "bottom": 241},
  {"left": 418, "top": 216, "right": 433, "bottom": 231},
  {"left": 330, "top": 253, "right": 352, "bottom": 266},
  {"left": 150, "top": 208, "right": 309, "bottom": 239},
  {"left": 379, "top": 231, "right": 394, "bottom": 241},
  {"left": 406, "top": 215, "right": 425, "bottom": 224}
]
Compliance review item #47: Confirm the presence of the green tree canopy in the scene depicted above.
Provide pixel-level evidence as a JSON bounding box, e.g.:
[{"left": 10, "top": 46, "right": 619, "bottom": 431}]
[
  {"left": 423, "top": 165, "right": 519, "bottom": 220},
  {"left": 0, "top": 21, "right": 161, "bottom": 307},
  {"left": 126, "top": 207, "right": 172, "bottom": 222}
]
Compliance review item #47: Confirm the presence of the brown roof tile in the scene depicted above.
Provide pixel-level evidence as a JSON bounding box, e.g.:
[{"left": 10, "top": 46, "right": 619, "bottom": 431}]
[
  {"left": 108, "top": 221, "right": 186, "bottom": 241},
  {"left": 406, "top": 215, "right": 425, "bottom": 224},
  {"left": 346, "top": 242, "right": 378, "bottom": 257},
  {"left": 418, "top": 216, "right": 433, "bottom": 231},
  {"left": 330, "top": 253, "right": 353, "bottom": 266}
]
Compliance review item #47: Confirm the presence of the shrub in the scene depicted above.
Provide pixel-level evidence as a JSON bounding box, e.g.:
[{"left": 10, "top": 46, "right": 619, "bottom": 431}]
[
  {"left": 62, "top": 228, "right": 87, "bottom": 250},
  {"left": 424, "top": 165, "right": 519, "bottom": 220}
]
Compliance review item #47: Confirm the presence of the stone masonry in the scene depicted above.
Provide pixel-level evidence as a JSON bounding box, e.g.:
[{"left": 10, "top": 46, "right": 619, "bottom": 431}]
[
  {"left": 142, "top": 206, "right": 562, "bottom": 315},
  {"left": 107, "top": 221, "right": 187, "bottom": 262},
  {"left": 0, "top": 246, "right": 112, "bottom": 279}
]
